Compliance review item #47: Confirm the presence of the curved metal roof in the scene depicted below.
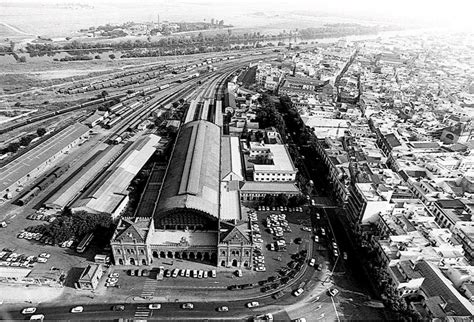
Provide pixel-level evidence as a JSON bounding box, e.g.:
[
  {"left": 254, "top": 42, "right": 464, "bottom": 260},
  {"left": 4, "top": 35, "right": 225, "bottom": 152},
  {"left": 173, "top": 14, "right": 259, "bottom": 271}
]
[{"left": 155, "top": 120, "right": 221, "bottom": 221}]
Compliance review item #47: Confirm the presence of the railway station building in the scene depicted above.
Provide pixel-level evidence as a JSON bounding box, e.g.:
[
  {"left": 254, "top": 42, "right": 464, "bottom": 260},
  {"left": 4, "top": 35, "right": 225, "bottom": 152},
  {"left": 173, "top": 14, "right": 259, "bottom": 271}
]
[{"left": 110, "top": 120, "right": 253, "bottom": 267}]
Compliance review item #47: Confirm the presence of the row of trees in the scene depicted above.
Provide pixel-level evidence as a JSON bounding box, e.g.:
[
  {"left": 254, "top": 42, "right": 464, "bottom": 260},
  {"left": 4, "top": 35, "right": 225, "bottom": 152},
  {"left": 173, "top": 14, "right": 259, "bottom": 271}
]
[
  {"left": 29, "top": 208, "right": 113, "bottom": 245},
  {"left": 298, "top": 24, "right": 381, "bottom": 39},
  {"left": 260, "top": 194, "right": 307, "bottom": 208},
  {"left": 279, "top": 95, "right": 312, "bottom": 146},
  {"left": 256, "top": 94, "right": 286, "bottom": 137},
  {"left": 1, "top": 127, "right": 47, "bottom": 154}
]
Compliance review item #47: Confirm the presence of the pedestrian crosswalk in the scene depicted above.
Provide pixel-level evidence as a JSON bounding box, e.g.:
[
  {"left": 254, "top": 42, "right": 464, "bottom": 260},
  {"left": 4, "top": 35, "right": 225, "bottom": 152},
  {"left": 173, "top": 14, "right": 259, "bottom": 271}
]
[
  {"left": 141, "top": 279, "right": 156, "bottom": 298},
  {"left": 134, "top": 306, "right": 150, "bottom": 318}
]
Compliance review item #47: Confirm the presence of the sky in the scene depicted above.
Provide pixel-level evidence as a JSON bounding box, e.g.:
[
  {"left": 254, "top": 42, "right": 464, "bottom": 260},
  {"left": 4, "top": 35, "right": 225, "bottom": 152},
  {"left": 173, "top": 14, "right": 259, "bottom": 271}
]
[{"left": 1, "top": 0, "right": 473, "bottom": 33}]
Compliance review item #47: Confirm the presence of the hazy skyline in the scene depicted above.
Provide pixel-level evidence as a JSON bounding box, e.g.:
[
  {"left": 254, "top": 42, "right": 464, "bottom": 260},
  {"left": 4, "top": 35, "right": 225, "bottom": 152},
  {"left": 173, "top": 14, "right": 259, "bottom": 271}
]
[{"left": 0, "top": 0, "right": 473, "bottom": 36}]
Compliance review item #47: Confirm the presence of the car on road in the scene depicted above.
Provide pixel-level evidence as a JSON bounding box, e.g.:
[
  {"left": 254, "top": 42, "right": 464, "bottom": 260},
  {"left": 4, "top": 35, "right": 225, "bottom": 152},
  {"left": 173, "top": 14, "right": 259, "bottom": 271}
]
[
  {"left": 292, "top": 318, "right": 307, "bottom": 322},
  {"left": 246, "top": 301, "right": 260, "bottom": 308},
  {"left": 301, "top": 227, "right": 311, "bottom": 232},
  {"left": 313, "top": 235, "right": 319, "bottom": 242},
  {"left": 316, "top": 264, "right": 323, "bottom": 271},
  {"left": 343, "top": 252, "right": 348, "bottom": 260},
  {"left": 29, "top": 314, "right": 44, "bottom": 321},
  {"left": 39, "top": 253, "right": 50, "bottom": 258},
  {"left": 236, "top": 269, "right": 242, "bottom": 277},
  {"left": 109, "top": 272, "right": 119, "bottom": 278},
  {"left": 217, "top": 306, "right": 229, "bottom": 312},
  {"left": 308, "top": 258, "right": 316, "bottom": 267},
  {"left": 22, "top": 307, "right": 37, "bottom": 314},
  {"left": 148, "top": 303, "right": 162, "bottom": 310},
  {"left": 182, "top": 303, "right": 194, "bottom": 309},
  {"left": 112, "top": 305, "right": 125, "bottom": 311},
  {"left": 328, "top": 288, "right": 339, "bottom": 297},
  {"left": 70, "top": 306, "right": 83, "bottom": 313},
  {"left": 293, "top": 288, "right": 304, "bottom": 297},
  {"left": 334, "top": 249, "right": 339, "bottom": 257},
  {"left": 255, "top": 313, "right": 273, "bottom": 321}
]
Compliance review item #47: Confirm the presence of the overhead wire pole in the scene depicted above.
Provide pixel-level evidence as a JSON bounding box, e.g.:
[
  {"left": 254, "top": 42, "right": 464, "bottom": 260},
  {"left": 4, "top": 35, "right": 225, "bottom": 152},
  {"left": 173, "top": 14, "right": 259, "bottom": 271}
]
[{"left": 330, "top": 295, "right": 341, "bottom": 322}]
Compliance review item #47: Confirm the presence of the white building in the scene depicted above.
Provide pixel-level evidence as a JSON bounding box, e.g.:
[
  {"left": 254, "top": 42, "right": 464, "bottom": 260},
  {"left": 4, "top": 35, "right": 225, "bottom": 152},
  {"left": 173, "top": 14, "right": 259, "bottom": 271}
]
[{"left": 248, "top": 142, "right": 297, "bottom": 182}]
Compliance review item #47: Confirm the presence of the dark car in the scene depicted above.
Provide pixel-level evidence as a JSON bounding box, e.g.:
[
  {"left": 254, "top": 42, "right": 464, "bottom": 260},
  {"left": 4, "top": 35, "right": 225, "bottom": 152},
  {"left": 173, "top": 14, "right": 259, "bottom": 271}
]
[
  {"left": 112, "top": 305, "right": 125, "bottom": 311},
  {"left": 294, "top": 237, "right": 302, "bottom": 244}
]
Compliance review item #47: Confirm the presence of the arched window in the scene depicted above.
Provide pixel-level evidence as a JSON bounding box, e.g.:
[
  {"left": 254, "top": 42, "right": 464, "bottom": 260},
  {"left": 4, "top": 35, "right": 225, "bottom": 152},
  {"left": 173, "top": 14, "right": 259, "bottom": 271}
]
[
  {"left": 116, "top": 249, "right": 121, "bottom": 254},
  {"left": 221, "top": 251, "right": 226, "bottom": 256}
]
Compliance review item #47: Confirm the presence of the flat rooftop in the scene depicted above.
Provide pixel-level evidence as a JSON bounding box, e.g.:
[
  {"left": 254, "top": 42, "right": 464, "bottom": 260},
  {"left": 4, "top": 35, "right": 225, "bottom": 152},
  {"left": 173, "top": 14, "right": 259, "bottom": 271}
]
[
  {"left": 220, "top": 182, "right": 241, "bottom": 221},
  {"left": 250, "top": 143, "right": 296, "bottom": 173}
]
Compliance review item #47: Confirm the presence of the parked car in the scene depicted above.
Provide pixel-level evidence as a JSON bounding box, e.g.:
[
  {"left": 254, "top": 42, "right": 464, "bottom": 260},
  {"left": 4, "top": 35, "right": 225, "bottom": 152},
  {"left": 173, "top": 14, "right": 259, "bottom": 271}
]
[
  {"left": 328, "top": 288, "right": 339, "bottom": 297},
  {"left": 308, "top": 258, "right": 316, "bottom": 267},
  {"left": 293, "top": 288, "right": 304, "bottom": 297},
  {"left": 217, "top": 306, "right": 229, "bottom": 312}
]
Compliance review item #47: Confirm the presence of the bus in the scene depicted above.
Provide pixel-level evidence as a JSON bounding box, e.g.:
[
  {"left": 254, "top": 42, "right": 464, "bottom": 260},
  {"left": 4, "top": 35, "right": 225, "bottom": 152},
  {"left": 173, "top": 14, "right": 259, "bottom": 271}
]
[{"left": 76, "top": 233, "right": 94, "bottom": 253}]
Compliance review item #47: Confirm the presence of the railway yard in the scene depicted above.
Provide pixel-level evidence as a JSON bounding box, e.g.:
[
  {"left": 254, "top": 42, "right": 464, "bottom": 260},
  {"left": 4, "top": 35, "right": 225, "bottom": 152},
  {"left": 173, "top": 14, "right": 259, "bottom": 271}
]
[{"left": 0, "top": 49, "right": 276, "bottom": 278}]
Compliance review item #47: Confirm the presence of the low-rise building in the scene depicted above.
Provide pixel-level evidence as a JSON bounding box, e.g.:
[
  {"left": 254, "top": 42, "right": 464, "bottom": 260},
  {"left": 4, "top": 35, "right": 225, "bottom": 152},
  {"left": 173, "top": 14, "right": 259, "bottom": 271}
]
[{"left": 75, "top": 264, "right": 103, "bottom": 290}]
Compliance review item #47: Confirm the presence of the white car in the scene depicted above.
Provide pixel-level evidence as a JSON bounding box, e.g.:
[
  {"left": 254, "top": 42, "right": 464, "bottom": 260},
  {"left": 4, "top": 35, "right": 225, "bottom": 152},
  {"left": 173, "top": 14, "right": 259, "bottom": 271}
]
[
  {"left": 329, "top": 288, "right": 339, "bottom": 297},
  {"left": 39, "top": 253, "right": 50, "bottom": 258},
  {"left": 109, "top": 272, "right": 119, "bottom": 278},
  {"left": 70, "top": 306, "right": 83, "bottom": 313},
  {"left": 313, "top": 235, "right": 319, "bottom": 242},
  {"left": 309, "top": 258, "right": 316, "bottom": 267},
  {"left": 293, "top": 288, "right": 304, "bottom": 297},
  {"left": 182, "top": 303, "right": 194, "bottom": 309},
  {"left": 148, "top": 303, "right": 161, "bottom": 310},
  {"left": 255, "top": 266, "right": 266, "bottom": 272},
  {"left": 246, "top": 301, "right": 259, "bottom": 308},
  {"left": 37, "top": 258, "right": 47, "bottom": 263},
  {"left": 107, "top": 277, "right": 118, "bottom": 284},
  {"left": 211, "top": 270, "right": 217, "bottom": 278},
  {"left": 22, "top": 307, "right": 37, "bottom": 314}
]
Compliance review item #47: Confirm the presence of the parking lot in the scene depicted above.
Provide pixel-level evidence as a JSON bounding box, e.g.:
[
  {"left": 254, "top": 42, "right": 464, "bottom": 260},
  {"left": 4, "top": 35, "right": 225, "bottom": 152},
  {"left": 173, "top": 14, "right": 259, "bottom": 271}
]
[{"left": 92, "top": 205, "right": 322, "bottom": 300}]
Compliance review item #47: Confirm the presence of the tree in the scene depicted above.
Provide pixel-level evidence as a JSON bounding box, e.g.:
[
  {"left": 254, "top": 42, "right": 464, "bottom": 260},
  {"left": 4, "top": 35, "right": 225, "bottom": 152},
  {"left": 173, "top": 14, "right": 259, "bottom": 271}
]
[
  {"left": 275, "top": 194, "right": 289, "bottom": 207},
  {"left": 7, "top": 142, "right": 20, "bottom": 153},
  {"left": 109, "top": 53, "right": 115, "bottom": 59},
  {"left": 262, "top": 194, "right": 276, "bottom": 207},
  {"left": 101, "top": 90, "right": 109, "bottom": 98},
  {"left": 37, "top": 128, "right": 47, "bottom": 137},
  {"left": 19, "top": 135, "right": 34, "bottom": 146}
]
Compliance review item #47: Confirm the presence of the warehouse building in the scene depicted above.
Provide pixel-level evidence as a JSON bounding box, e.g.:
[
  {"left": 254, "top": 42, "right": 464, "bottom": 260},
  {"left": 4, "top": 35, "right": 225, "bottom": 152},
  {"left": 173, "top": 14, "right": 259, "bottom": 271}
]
[
  {"left": 71, "top": 134, "right": 161, "bottom": 218},
  {"left": 0, "top": 123, "right": 90, "bottom": 200}
]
